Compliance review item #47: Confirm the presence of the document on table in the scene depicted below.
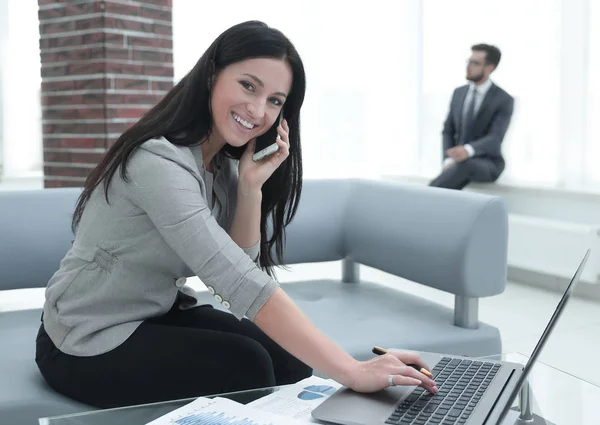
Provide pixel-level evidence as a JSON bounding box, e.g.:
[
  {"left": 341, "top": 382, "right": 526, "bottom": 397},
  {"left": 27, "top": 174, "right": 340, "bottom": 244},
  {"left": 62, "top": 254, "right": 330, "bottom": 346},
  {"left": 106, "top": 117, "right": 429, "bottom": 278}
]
[
  {"left": 246, "top": 376, "right": 341, "bottom": 424},
  {"left": 145, "top": 376, "right": 340, "bottom": 425},
  {"left": 145, "top": 396, "right": 304, "bottom": 425}
]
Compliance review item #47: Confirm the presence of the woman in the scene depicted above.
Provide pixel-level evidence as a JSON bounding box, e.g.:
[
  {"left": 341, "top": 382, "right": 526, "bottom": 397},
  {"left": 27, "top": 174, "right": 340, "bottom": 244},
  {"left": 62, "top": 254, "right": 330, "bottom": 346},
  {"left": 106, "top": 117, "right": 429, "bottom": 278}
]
[{"left": 35, "top": 21, "right": 438, "bottom": 408}]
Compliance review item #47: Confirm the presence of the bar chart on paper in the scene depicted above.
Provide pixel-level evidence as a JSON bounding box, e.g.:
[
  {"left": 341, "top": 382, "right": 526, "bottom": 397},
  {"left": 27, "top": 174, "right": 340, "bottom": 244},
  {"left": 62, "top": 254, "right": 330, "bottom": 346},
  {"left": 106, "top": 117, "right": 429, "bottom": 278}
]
[
  {"left": 174, "top": 411, "right": 276, "bottom": 425},
  {"left": 145, "top": 397, "right": 299, "bottom": 425}
]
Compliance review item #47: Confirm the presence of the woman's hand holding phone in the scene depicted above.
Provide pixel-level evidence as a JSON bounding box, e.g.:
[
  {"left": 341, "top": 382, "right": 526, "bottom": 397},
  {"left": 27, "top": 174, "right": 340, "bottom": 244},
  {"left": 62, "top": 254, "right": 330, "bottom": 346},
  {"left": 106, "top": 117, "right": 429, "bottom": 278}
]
[{"left": 238, "top": 118, "right": 290, "bottom": 194}]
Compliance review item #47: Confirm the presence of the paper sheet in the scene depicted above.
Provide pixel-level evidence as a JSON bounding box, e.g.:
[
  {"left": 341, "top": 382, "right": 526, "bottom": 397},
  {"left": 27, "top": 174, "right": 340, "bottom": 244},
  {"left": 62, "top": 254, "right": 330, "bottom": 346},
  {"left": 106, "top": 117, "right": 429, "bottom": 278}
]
[
  {"left": 246, "top": 376, "right": 341, "bottom": 424},
  {"left": 145, "top": 376, "right": 340, "bottom": 425},
  {"left": 145, "top": 396, "right": 304, "bottom": 425}
]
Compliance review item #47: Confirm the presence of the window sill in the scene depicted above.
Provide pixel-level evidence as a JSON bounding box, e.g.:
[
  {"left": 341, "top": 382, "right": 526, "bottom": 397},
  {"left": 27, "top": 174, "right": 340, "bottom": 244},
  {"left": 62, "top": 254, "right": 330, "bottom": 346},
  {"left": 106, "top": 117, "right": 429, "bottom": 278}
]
[
  {"left": 383, "top": 174, "right": 600, "bottom": 198},
  {"left": 0, "top": 171, "right": 43, "bottom": 191}
]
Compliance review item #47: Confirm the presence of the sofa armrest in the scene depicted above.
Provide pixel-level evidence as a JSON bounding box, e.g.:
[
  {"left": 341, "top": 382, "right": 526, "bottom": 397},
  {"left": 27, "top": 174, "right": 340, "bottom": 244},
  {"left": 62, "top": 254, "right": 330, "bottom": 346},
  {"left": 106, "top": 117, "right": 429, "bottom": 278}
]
[{"left": 344, "top": 180, "right": 508, "bottom": 298}]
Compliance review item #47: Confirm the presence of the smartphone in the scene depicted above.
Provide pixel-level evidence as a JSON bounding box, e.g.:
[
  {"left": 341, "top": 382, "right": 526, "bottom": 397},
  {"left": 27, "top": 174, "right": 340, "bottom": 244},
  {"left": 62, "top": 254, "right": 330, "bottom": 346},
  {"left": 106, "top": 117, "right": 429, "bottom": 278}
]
[{"left": 253, "top": 111, "right": 283, "bottom": 161}]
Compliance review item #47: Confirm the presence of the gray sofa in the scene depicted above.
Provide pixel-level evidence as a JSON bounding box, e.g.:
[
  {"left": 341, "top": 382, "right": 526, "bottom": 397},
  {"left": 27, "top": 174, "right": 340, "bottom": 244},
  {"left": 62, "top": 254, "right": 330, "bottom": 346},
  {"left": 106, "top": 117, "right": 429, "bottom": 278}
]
[{"left": 0, "top": 178, "right": 508, "bottom": 424}]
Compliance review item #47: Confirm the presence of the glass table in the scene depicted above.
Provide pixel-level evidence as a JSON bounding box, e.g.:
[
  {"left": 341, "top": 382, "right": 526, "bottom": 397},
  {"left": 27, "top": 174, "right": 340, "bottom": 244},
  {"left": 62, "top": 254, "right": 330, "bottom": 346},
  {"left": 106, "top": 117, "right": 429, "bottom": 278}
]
[
  {"left": 479, "top": 352, "right": 600, "bottom": 425},
  {"left": 40, "top": 352, "right": 600, "bottom": 425}
]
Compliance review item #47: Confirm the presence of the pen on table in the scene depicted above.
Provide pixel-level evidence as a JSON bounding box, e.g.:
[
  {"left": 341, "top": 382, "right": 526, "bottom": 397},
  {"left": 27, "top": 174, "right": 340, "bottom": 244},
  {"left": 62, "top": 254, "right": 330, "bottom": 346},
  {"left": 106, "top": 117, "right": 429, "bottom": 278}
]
[{"left": 372, "top": 346, "right": 434, "bottom": 378}]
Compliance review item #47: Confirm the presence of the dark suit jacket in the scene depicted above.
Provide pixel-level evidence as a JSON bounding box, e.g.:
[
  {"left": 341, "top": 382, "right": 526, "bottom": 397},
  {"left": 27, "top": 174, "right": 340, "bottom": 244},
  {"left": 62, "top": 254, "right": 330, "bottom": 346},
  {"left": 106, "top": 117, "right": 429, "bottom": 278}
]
[{"left": 442, "top": 83, "right": 514, "bottom": 164}]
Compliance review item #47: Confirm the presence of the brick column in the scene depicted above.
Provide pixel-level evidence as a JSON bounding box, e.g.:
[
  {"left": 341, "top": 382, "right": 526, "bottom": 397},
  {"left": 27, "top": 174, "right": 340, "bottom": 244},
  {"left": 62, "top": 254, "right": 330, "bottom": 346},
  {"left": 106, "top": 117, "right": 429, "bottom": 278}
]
[{"left": 38, "top": 0, "right": 173, "bottom": 188}]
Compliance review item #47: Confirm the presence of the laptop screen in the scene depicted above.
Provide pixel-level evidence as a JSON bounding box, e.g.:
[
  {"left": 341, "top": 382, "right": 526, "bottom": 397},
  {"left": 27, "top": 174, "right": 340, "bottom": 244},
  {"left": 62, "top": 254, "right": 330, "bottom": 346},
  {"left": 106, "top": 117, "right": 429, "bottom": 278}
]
[{"left": 496, "top": 249, "right": 591, "bottom": 422}]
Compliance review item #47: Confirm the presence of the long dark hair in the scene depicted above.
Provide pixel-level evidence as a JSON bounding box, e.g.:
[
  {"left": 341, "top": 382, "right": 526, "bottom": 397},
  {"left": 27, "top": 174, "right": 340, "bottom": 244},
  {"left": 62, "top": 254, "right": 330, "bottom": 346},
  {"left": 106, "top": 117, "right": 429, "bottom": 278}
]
[{"left": 72, "top": 20, "right": 306, "bottom": 276}]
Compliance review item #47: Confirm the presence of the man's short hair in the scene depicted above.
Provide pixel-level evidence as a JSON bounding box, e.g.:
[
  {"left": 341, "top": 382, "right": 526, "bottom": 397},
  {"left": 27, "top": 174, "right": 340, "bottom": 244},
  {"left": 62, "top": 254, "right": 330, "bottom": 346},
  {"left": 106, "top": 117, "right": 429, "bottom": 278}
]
[{"left": 471, "top": 44, "right": 502, "bottom": 68}]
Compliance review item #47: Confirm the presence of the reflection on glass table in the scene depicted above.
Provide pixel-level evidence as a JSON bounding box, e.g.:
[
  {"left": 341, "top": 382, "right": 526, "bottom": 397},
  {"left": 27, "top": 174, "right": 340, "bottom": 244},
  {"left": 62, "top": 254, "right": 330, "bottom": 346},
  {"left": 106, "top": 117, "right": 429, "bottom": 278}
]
[
  {"left": 39, "top": 386, "right": 280, "bottom": 425},
  {"left": 40, "top": 352, "right": 600, "bottom": 425},
  {"left": 479, "top": 352, "right": 600, "bottom": 425}
]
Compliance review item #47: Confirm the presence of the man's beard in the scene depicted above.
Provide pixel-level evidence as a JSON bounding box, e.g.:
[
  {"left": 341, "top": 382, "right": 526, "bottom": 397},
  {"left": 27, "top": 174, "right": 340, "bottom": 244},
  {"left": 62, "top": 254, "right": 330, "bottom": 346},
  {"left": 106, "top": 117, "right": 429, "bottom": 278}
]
[{"left": 467, "top": 71, "right": 485, "bottom": 83}]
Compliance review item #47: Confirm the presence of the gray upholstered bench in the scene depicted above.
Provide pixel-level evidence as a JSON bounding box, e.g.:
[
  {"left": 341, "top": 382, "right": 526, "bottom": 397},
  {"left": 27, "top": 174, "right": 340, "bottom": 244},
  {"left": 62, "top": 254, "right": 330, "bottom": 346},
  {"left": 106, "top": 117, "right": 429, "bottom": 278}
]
[{"left": 0, "top": 179, "right": 508, "bottom": 424}]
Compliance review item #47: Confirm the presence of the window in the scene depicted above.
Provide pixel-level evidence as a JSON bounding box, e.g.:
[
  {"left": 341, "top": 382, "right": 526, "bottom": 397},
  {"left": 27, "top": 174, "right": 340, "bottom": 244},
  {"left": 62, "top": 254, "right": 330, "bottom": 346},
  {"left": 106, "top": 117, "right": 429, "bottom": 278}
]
[
  {"left": 586, "top": 0, "right": 600, "bottom": 186},
  {"left": 1, "top": 0, "right": 42, "bottom": 177},
  {"left": 2, "top": 0, "right": 596, "bottom": 191},
  {"left": 173, "top": 0, "right": 420, "bottom": 179},
  {"left": 421, "top": 0, "right": 562, "bottom": 186}
]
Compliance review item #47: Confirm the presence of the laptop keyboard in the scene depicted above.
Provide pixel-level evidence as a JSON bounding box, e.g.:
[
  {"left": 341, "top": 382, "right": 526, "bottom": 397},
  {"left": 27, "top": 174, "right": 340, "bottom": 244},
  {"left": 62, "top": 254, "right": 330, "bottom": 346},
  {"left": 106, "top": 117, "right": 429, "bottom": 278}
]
[{"left": 385, "top": 357, "right": 501, "bottom": 425}]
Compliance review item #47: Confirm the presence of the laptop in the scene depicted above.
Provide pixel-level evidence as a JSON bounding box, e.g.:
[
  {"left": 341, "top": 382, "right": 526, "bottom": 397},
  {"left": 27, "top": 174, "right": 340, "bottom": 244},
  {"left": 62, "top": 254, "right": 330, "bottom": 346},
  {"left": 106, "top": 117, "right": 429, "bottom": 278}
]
[{"left": 312, "top": 249, "right": 591, "bottom": 425}]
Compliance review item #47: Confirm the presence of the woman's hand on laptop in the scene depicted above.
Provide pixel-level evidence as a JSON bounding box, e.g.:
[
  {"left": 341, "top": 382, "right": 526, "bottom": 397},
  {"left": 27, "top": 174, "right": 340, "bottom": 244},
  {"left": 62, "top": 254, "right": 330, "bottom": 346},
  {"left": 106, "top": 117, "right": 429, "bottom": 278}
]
[{"left": 345, "top": 350, "right": 438, "bottom": 394}]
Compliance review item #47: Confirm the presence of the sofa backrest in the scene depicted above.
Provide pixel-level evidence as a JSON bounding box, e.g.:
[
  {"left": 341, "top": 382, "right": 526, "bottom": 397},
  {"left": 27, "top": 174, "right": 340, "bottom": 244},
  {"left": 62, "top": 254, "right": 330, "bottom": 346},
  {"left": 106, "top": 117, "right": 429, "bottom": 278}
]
[
  {"left": 0, "top": 188, "right": 80, "bottom": 291},
  {"left": 344, "top": 180, "right": 508, "bottom": 298},
  {"left": 282, "top": 178, "right": 508, "bottom": 298},
  {"left": 0, "top": 181, "right": 349, "bottom": 291},
  {"left": 0, "top": 181, "right": 352, "bottom": 291},
  {"left": 0, "top": 179, "right": 508, "bottom": 298}
]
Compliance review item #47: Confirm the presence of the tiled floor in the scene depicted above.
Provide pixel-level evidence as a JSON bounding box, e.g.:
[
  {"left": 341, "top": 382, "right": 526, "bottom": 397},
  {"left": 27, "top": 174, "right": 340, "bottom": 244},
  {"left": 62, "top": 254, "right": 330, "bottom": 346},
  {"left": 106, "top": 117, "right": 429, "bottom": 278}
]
[{"left": 3, "top": 261, "right": 600, "bottom": 389}]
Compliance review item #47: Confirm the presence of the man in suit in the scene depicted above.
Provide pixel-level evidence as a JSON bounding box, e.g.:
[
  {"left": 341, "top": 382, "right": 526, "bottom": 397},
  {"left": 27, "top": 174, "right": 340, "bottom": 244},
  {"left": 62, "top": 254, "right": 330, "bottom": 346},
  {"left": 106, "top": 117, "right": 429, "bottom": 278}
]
[{"left": 430, "top": 44, "right": 514, "bottom": 190}]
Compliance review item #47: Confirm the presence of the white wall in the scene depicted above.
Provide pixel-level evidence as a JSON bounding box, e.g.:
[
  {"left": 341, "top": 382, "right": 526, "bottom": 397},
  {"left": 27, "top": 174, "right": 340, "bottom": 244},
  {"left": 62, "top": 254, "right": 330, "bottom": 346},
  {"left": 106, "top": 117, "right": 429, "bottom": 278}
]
[
  {"left": 0, "top": 0, "right": 7, "bottom": 177},
  {"left": 586, "top": 0, "right": 600, "bottom": 186}
]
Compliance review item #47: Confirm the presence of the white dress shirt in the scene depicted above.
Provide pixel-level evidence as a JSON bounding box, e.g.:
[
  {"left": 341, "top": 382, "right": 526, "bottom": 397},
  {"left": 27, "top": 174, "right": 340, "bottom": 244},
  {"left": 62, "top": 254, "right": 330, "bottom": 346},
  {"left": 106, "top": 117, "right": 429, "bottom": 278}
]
[{"left": 444, "top": 79, "right": 493, "bottom": 167}]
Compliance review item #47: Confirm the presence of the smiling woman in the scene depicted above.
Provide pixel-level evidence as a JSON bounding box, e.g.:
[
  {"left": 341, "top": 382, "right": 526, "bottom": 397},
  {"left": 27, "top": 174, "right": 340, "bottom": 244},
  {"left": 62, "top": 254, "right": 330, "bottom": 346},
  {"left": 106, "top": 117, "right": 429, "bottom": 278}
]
[
  {"left": 209, "top": 59, "right": 291, "bottom": 149},
  {"left": 34, "top": 20, "right": 438, "bottom": 410},
  {"left": 36, "top": 20, "right": 310, "bottom": 408},
  {"left": 72, "top": 21, "right": 305, "bottom": 276}
]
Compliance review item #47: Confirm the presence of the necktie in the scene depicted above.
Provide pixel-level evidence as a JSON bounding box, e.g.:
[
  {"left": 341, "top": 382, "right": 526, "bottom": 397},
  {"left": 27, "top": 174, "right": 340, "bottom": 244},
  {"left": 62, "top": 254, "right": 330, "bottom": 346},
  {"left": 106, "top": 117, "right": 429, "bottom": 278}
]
[{"left": 462, "top": 88, "right": 477, "bottom": 144}]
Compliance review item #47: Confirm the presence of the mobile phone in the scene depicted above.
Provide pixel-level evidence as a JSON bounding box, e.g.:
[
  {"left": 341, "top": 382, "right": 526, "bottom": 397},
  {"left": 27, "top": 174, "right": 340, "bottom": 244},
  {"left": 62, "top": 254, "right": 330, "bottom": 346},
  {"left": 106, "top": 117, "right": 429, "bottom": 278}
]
[{"left": 253, "top": 111, "right": 283, "bottom": 162}]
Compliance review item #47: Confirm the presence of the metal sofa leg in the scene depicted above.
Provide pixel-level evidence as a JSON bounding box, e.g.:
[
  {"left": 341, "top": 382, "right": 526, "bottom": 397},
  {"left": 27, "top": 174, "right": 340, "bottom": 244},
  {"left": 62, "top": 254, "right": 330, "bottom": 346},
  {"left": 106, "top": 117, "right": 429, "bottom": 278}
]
[
  {"left": 454, "top": 296, "right": 479, "bottom": 329},
  {"left": 342, "top": 259, "right": 360, "bottom": 283}
]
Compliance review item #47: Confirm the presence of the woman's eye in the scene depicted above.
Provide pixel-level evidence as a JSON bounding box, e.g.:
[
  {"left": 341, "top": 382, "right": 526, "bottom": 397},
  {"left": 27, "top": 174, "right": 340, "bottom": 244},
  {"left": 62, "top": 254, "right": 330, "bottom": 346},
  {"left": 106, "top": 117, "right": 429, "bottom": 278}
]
[
  {"left": 270, "top": 98, "right": 282, "bottom": 106},
  {"left": 240, "top": 81, "right": 255, "bottom": 92}
]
